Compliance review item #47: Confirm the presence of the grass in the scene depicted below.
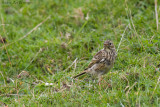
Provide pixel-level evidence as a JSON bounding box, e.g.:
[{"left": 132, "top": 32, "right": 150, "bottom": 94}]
[{"left": 0, "top": 0, "right": 160, "bottom": 106}]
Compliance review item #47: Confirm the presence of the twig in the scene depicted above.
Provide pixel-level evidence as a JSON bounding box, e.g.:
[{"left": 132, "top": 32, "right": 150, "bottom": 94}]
[
  {"left": 117, "top": 24, "right": 129, "bottom": 53},
  {"left": 155, "top": 0, "right": 158, "bottom": 31},
  {"left": 0, "top": 16, "right": 50, "bottom": 49}
]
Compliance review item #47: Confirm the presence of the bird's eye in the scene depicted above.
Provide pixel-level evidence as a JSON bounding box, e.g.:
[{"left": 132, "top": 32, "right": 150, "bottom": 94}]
[{"left": 109, "top": 43, "right": 112, "bottom": 45}]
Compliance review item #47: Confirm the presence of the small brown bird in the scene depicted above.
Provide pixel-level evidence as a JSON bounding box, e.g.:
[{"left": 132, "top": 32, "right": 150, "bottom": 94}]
[{"left": 73, "top": 40, "right": 117, "bottom": 82}]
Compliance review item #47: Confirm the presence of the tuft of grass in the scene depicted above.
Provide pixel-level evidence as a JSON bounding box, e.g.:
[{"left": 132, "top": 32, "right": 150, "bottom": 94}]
[{"left": 0, "top": 0, "right": 160, "bottom": 106}]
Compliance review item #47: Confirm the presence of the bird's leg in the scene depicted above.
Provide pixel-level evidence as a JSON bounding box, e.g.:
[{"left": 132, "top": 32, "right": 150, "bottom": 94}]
[{"left": 98, "top": 75, "right": 102, "bottom": 86}]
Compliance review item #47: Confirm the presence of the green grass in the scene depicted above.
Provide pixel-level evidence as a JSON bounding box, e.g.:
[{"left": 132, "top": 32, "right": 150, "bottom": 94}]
[{"left": 0, "top": 0, "right": 160, "bottom": 106}]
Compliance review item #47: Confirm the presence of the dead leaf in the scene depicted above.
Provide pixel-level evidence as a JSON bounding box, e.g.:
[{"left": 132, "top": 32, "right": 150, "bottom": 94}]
[
  {"left": 0, "top": 101, "right": 7, "bottom": 107},
  {"left": 0, "top": 37, "right": 6, "bottom": 43},
  {"left": 73, "top": 7, "right": 84, "bottom": 24},
  {"left": 17, "top": 71, "right": 29, "bottom": 78},
  {"left": 62, "top": 82, "right": 70, "bottom": 90},
  {"left": 65, "top": 32, "right": 71, "bottom": 39},
  {"left": 61, "top": 42, "right": 68, "bottom": 49},
  {"left": 155, "top": 64, "right": 160, "bottom": 72},
  {"left": 5, "top": 8, "right": 13, "bottom": 14},
  {"left": 155, "top": 68, "right": 159, "bottom": 72},
  {"left": 44, "top": 40, "right": 48, "bottom": 43},
  {"left": 85, "top": 13, "right": 89, "bottom": 20},
  {"left": 74, "top": 7, "right": 84, "bottom": 20},
  {"left": 23, "top": 104, "right": 25, "bottom": 107},
  {"left": 6, "top": 77, "right": 11, "bottom": 83}
]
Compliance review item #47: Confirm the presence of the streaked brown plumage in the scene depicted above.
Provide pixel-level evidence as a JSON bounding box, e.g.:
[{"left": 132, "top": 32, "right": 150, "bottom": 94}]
[{"left": 73, "top": 40, "right": 117, "bottom": 82}]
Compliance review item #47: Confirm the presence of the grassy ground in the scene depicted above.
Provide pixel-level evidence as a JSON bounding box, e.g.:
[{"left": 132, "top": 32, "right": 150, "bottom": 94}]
[{"left": 0, "top": 0, "right": 160, "bottom": 106}]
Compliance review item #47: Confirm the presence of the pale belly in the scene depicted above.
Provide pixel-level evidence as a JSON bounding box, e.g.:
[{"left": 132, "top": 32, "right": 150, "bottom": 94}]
[{"left": 88, "top": 62, "right": 113, "bottom": 76}]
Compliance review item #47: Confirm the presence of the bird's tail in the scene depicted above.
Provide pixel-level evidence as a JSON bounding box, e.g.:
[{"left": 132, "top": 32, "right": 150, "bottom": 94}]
[{"left": 72, "top": 71, "right": 87, "bottom": 78}]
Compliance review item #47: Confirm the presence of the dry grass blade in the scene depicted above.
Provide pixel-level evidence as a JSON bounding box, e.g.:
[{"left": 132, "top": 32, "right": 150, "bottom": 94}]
[
  {"left": 129, "top": 10, "right": 145, "bottom": 50},
  {"left": 155, "top": 0, "right": 158, "bottom": 31},
  {"left": 1, "top": 12, "right": 11, "bottom": 66},
  {"left": 0, "top": 16, "right": 50, "bottom": 49},
  {"left": 51, "top": 58, "right": 78, "bottom": 84},
  {"left": 1, "top": 14, "right": 8, "bottom": 39},
  {"left": 17, "top": 71, "right": 29, "bottom": 78},
  {"left": 74, "top": 8, "right": 84, "bottom": 20},
  {"left": 63, "top": 58, "right": 78, "bottom": 72},
  {"left": 0, "top": 71, "right": 6, "bottom": 86},
  {"left": 126, "top": 82, "right": 137, "bottom": 94},
  {"left": 126, "top": 82, "right": 137, "bottom": 107},
  {"left": 117, "top": 24, "right": 129, "bottom": 53},
  {"left": 0, "top": 94, "right": 28, "bottom": 96},
  {"left": 0, "top": 24, "right": 9, "bottom": 26},
  {"left": 150, "top": 76, "right": 160, "bottom": 99},
  {"left": 0, "top": 35, "right": 12, "bottom": 66}
]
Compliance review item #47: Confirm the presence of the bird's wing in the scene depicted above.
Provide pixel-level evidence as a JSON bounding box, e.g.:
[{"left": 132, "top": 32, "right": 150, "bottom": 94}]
[{"left": 87, "top": 50, "right": 104, "bottom": 69}]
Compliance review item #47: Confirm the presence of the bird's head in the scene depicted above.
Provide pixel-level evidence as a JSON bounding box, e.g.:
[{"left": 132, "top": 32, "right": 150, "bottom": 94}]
[{"left": 103, "top": 40, "right": 115, "bottom": 50}]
